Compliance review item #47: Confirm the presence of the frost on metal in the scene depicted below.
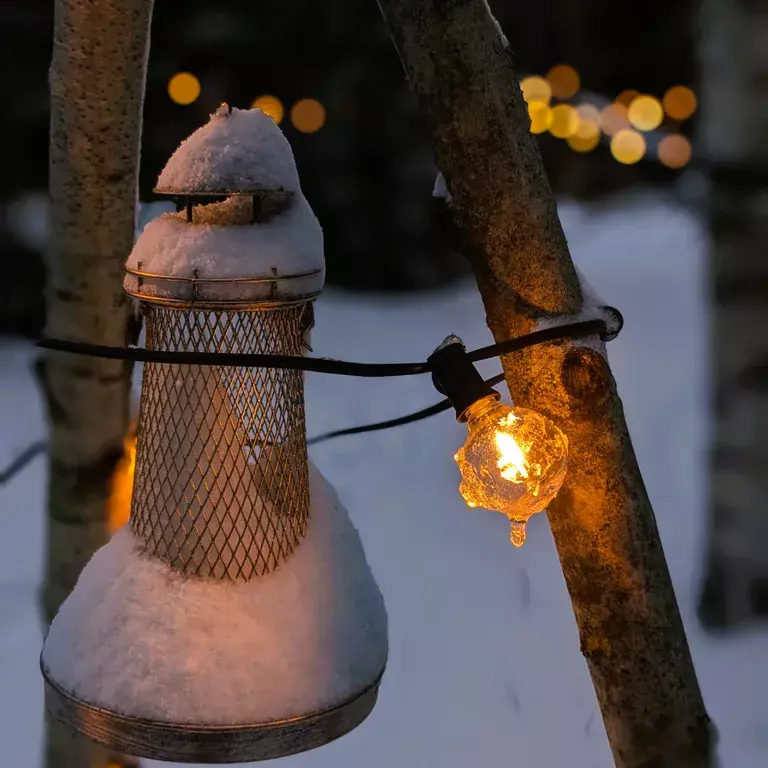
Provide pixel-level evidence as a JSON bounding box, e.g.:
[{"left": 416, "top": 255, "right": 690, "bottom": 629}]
[{"left": 41, "top": 462, "right": 388, "bottom": 726}]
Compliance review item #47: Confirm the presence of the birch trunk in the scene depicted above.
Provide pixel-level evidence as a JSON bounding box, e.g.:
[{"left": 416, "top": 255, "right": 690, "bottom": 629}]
[
  {"left": 39, "top": 0, "right": 153, "bottom": 765},
  {"left": 697, "top": 0, "right": 768, "bottom": 631},
  {"left": 375, "top": 1, "right": 715, "bottom": 765}
]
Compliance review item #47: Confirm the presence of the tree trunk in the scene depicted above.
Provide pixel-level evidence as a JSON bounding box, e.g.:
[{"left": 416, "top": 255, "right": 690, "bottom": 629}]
[
  {"left": 696, "top": 0, "right": 768, "bottom": 631},
  {"left": 39, "top": 0, "right": 153, "bottom": 765},
  {"left": 375, "top": 1, "right": 715, "bottom": 766}
]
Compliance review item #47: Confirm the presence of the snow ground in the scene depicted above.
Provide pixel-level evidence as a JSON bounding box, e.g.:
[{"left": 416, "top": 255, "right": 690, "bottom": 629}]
[{"left": 1, "top": 192, "right": 766, "bottom": 767}]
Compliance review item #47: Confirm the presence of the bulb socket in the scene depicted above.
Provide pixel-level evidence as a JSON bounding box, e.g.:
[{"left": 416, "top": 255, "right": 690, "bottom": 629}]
[{"left": 428, "top": 339, "right": 500, "bottom": 422}]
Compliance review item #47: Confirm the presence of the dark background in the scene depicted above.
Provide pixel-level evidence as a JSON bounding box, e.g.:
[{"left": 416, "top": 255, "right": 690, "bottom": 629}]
[{"left": 0, "top": 0, "right": 696, "bottom": 336}]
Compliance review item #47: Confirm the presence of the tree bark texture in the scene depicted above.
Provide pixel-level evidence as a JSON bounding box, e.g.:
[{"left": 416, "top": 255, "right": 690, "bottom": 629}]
[
  {"left": 40, "top": 0, "right": 153, "bottom": 765},
  {"left": 697, "top": 0, "right": 768, "bottom": 631},
  {"left": 375, "top": 1, "right": 715, "bottom": 766}
]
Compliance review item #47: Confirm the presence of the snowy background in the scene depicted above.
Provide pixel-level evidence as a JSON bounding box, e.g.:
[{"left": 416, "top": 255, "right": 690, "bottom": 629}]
[{"left": 2, "top": 192, "right": 767, "bottom": 767}]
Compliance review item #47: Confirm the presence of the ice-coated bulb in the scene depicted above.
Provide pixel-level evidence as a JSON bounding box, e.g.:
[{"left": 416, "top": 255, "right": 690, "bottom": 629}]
[{"left": 453, "top": 395, "right": 568, "bottom": 546}]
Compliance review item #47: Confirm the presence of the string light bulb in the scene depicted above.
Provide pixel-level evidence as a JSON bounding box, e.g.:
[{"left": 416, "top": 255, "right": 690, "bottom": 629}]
[
  {"left": 454, "top": 396, "right": 568, "bottom": 546},
  {"left": 429, "top": 337, "right": 568, "bottom": 547}
]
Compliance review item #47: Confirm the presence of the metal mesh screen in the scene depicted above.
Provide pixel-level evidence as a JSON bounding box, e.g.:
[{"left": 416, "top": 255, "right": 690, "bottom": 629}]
[{"left": 130, "top": 304, "right": 310, "bottom": 581}]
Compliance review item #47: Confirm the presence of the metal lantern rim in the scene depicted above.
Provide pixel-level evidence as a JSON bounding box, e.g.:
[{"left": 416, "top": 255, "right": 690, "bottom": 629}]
[
  {"left": 152, "top": 186, "right": 295, "bottom": 197},
  {"left": 124, "top": 265, "right": 323, "bottom": 308},
  {"left": 42, "top": 660, "right": 386, "bottom": 763}
]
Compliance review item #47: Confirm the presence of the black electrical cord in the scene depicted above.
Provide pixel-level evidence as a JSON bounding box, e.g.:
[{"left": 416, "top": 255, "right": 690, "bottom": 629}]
[
  {"left": 306, "top": 372, "right": 506, "bottom": 446},
  {"left": 36, "top": 315, "right": 619, "bottom": 375},
  {"left": 3, "top": 313, "right": 621, "bottom": 483},
  {"left": 34, "top": 310, "right": 621, "bottom": 450}
]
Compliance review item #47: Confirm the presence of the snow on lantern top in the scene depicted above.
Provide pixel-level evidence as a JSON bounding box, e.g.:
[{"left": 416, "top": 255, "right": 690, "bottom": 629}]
[
  {"left": 155, "top": 104, "right": 301, "bottom": 195},
  {"left": 125, "top": 106, "right": 324, "bottom": 306}
]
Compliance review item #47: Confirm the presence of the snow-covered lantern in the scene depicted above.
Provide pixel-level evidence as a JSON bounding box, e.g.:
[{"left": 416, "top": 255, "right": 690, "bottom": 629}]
[{"left": 41, "top": 107, "right": 388, "bottom": 763}]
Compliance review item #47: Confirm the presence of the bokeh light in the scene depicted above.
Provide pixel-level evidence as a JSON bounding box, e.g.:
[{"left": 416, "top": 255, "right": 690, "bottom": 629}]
[
  {"left": 567, "top": 133, "right": 600, "bottom": 153},
  {"left": 610, "top": 129, "right": 646, "bottom": 164},
  {"left": 628, "top": 95, "right": 664, "bottom": 131},
  {"left": 290, "top": 98, "right": 326, "bottom": 133},
  {"left": 616, "top": 89, "right": 640, "bottom": 107},
  {"left": 600, "top": 103, "right": 630, "bottom": 136},
  {"left": 251, "top": 95, "right": 284, "bottom": 124},
  {"left": 546, "top": 64, "right": 580, "bottom": 100},
  {"left": 168, "top": 72, "right": 201, "bottom": 105},
  {"left": 520, "top": 76, "right": 552, "bottom": 105},
  {"left": 528, "top": 101, "right": 553, "bottom": 134},
  {"left": 663, "top": 85, "right": 697, "bottom": 121},
  {"left": 575, "top": 104, "right": 601, "bottom": 140},
  {"left": 658, "top": 134, "right": 692, "bottom": 168},
  {"left": 549, "top": 104, "right": 579, "bottom": 139}
]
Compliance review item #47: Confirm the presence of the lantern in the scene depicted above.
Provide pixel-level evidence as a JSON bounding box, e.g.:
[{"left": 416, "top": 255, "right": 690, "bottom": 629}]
[{"left": 41, "top": 107, "right": 388, "bottom": 763}]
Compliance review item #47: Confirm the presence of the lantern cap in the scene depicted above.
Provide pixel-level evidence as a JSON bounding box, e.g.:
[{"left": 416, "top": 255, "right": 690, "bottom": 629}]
[
  {"left": 155, "top": 105, "right": 301, "bottom": 195},
  {"left": 126, "top": 107, "right": 324, "bottom": 307},
  {"left": 124, "top": 195, "right": 324, "bottom": 306}
]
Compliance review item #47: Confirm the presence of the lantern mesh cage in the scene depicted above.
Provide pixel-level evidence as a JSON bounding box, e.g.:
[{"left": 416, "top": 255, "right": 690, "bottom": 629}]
[{"left": 130, "top": 303, "right": 311, "bottom": 581}]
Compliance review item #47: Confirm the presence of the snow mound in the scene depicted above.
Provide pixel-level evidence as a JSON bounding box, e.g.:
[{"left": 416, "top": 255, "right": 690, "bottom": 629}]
[
  {"left": 41, "top": 462, "right": 388, "bottom": 726},
  {"left": 124, "top": 194, "right": 325, "bottom": 302},
  {"left": 156, "top": 106, "right": 301, "bottom": 194}
]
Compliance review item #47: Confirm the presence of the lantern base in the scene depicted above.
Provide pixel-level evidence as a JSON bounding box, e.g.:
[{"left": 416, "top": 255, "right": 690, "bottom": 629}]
[{"left": 43, "top": 664, "right": 384, "bottom": 764}]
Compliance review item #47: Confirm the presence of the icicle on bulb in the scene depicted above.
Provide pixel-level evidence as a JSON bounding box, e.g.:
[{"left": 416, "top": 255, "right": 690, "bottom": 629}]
[{"left": 454, "top": 395, "right": 568, "bottom": 546}]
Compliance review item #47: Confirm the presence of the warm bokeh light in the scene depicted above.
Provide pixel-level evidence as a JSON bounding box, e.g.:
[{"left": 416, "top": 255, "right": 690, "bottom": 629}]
[
  {"left": 520, "top": 76, "right": 552, "bottom": 105},
  {"left": 628, "top": 95, "right": 664, "bottom": 131},
  {"left": 575, "top": 104, "right": 601, "bottom": 140},
  {"left": 600, "top": 103, "right": 630, "bottom": 136},
  {"left": 546, "top": 64, "right": 580, "bottom": 100},
  {"left": 663, "top": 85, "right": 698, "bottom": 121},
  {"left": 290, "top": 98, "right": 326, "bottom": 133},
  {"left": 168, "top": 72, "right": 201, "bottom": 105},
  {"left": 610, "top": 129, "right": 646, "bottom": 164},
  {"left": 107, "top": 430, "right": 137, "bottom": 535},
  {"left": 658, "top": 134, "right": 693, "bottom": 168},
  {"left": 549, "top": 104, "right": 579, "bottom": 139},
  {"left": 567, "top": 132, "right": 601, "bottom": 153},
  {"left": 616, "top": 89, "right": 640, "bottom": 107},
  {"left": 251, "top": 95, "right": 284, "bottom": 124},
  {"left": 528, "top": 101, "right": 553, "bottom": 134}
]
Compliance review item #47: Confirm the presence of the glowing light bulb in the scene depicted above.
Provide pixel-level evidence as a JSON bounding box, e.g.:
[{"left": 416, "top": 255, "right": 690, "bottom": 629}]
[{"left": 453, "top": 395, "right": 568, "bottom": 546}]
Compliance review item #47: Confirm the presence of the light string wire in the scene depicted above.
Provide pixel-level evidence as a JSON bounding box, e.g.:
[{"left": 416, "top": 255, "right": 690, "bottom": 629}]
[
  {"left": 36, "top": 316, "right": 618, "bottom": 375},
  {"left": 0, "top": 310, "right": 621, "bottom": 483}
]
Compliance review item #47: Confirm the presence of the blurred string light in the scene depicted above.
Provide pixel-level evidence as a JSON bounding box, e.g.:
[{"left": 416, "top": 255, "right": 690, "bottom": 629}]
[
  {"left": 663, "top": 85, "right": 697, "bottom": 121},
  {"left": 546, "top": 64, "right": 580, "bottom": 100},
  {"left": 519, "top": 66, "right": 696, "bottom": 169},
  {"left": 599, "top": 102, "right": 630, "bottom": 136},
  {"left": 567, "top": 105, "right": 601, "bottom": 152},
  {"left": 549, "top": 104, "right": 579, "bottom": 139},
  {"left": 291, "top": 98, "right": 326, "bottom": 133},
  {"left": 520, "top": 76, "right": 552, "bottom": 105},
  {"left": 658, "top": 134, "right": 692, "bottom": 168},
  {"left": 616, "top": 89, "right": 640, "bottom": 107},
  {"left": 627, "top": 95, "right": 664, "bottom": 131},
  {"left": 611, "top": 129, "right": 646, "bottom": 164},
  {"left": 528, "top": 101, "right": 553, "bottom": 134},
  {"left": 168, "top": 72, "right": 201, "bottom": 105},
  {"left": 251, "top": 95, "right": 285, "bottom": 124}
]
